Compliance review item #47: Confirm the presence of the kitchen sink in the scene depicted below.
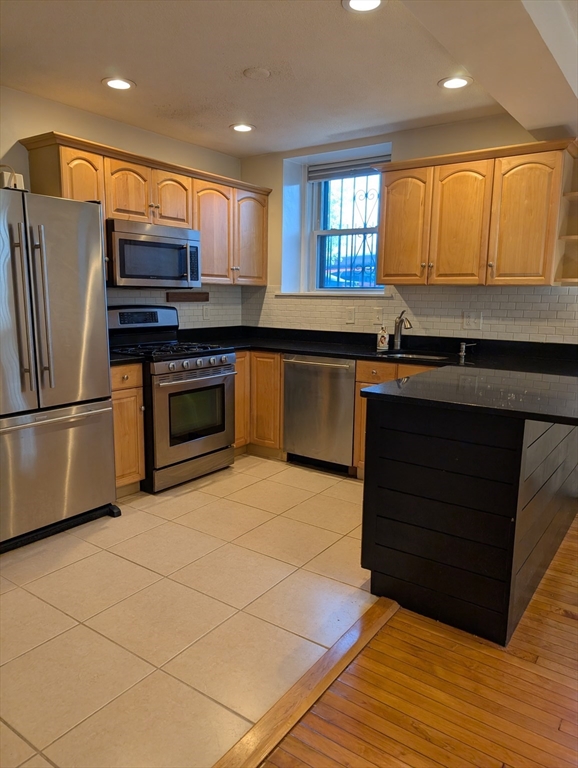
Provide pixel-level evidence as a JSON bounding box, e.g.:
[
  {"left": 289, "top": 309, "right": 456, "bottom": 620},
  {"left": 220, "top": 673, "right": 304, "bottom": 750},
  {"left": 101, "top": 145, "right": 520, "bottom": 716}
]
[{"left": 385, "top": 353, "right": 449, "bottom": 361}]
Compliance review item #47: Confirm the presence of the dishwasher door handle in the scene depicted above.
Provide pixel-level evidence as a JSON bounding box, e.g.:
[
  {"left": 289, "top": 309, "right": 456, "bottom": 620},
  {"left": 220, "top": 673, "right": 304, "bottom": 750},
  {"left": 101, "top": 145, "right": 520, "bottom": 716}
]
[{"left": 283, "top": 360, "right": 351, "bottom": 369}]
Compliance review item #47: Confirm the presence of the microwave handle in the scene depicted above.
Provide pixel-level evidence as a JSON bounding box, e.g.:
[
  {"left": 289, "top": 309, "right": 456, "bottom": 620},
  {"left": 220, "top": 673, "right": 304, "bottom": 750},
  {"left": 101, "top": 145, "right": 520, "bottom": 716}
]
[{"left": 185, "top": 243, "right": 191, "bottom": 283}]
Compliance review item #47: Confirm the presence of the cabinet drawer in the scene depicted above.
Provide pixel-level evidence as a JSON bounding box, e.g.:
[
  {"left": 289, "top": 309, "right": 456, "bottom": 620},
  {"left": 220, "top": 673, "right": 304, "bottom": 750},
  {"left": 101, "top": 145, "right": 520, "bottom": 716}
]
[
  {"left": 111, "top": 364, "right": 143, "bottom": 391},
  {"left": 356, "top": 360, "right": 398, "bottom": 384}
]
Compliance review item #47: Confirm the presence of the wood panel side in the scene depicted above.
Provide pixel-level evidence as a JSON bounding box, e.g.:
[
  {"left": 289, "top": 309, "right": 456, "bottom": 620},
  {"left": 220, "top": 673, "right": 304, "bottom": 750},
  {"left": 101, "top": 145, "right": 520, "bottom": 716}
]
[{"left": 234, "top": 351, "right": 251, "bottom": 448}]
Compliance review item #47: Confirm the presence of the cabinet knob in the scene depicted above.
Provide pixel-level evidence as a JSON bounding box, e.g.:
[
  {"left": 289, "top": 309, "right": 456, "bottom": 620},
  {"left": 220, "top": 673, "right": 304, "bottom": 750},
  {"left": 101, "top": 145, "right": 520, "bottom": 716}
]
[
  {"left": 141, "top": 405, "right": 145, "bottom": 411},
  {"left": 148, "top": 202, "right": 155, "bottom": 208},
  {"left": 488, "top": 262, "right": 494, "bottom": 267},
  {"left": 420, "top": 263, "right": 426, "bottom": 269},
  {"left": 372, "top": 370, "right": 377, "bottom": 375},
  {"left": 122, "top": 374, "right": 129, "bottom": 381},
  {"left": 154, "top": 204, "right": 160, "bottom": 209},
  {"left": 428, "top": 262, "right": 434, "bottom": 269}
]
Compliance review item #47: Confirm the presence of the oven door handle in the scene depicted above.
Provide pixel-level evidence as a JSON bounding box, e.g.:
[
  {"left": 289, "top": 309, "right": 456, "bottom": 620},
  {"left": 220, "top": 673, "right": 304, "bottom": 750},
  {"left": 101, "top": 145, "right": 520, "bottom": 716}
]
[{"left": 155, "top": 371, "right": 237, "bottom": 387}]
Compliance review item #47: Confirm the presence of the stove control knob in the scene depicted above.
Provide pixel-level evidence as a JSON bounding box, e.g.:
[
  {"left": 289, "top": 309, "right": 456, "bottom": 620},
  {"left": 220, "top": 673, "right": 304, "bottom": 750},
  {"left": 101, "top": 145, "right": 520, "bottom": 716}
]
[
  {"left": 209, "top": 356, "right": 217, "bottom": 365},
  {"left": 196, "top": 358, "right": 203, "bottom": 367},
  {"left": 168, "top": 362, "right": 176, "bottom": 372},
  {"left": 182, "top": 360, "right": 190, "bottom": 369}
]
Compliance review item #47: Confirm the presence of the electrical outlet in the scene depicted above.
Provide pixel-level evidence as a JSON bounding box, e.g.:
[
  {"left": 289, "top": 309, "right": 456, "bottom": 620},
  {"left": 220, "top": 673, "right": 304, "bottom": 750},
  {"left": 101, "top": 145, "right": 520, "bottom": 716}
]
[
  {"left": 462, "top": 310, "right": 482, "bottom": 330},
  {"left": 203, "top": 305, "right": 210, "bottom": 320},
  {"left": 373, "top": 307, "right": 383, "bottom": 325},
  {"left": 346, "top": 307, "right": 355, "bottom": 324}
]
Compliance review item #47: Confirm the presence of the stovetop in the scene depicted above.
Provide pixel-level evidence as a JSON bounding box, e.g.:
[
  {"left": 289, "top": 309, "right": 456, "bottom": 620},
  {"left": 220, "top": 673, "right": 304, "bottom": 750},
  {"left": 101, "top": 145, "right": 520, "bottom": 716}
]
[{"left": 110, "top": 341, "right": 226, "bottom": 362}]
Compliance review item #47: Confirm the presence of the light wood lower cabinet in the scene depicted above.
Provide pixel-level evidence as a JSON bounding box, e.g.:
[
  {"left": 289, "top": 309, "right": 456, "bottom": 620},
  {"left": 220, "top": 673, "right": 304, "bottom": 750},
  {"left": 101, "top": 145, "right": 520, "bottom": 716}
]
[
  {"left": 234, "top": 351, "right": 251, "bottom": 447},
  {"left": 353, "top": 361, "right": 436, "bottom": 472},
  {"left": 111, "top": 364, "right": 145, "bottom": 488},
  {"left": 250, "top": 351, "right": 281, "bottom": 448}
]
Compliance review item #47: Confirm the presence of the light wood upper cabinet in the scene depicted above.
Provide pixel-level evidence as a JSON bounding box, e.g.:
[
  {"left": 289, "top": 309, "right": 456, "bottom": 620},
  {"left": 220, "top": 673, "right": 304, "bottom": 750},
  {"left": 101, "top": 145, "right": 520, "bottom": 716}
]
[
  {"left": 234, "top": 190, "right": 268, "bottom": 285},
  {"left": 250, "top": 351, "right": 281, "bottom": 448},
  {"left": 429, "top": 160, "right": 494, "bottom": 285},
  {"left": 377, "top": 167, "right": 433, "bottom": 285},
  {"left": 193, "top": 180, "right": 234, "bottom": 282},
  {"left": 234, "top": 351, "right": 251, "bottom": 448},
  {"left": 104, "top": 158, "right": 152, "bottom": 222},
  {"left": 23, "top": 132, "right": 271, "bottom": 284},
  {"left": 487, "top": 151, "right": 564, "bottom": 285},
  {"left": 60, "top": 147, "right": 105, "bottom": 207},
  {"left": 152, "top": 170, "right": 193, "bottom": 228}
]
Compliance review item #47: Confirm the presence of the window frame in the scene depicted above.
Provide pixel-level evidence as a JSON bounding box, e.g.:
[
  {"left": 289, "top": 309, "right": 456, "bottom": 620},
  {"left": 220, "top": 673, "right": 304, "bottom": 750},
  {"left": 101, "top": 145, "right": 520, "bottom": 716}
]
[{"left": 307, "top": 171, "right": 383, "bottom": 294}]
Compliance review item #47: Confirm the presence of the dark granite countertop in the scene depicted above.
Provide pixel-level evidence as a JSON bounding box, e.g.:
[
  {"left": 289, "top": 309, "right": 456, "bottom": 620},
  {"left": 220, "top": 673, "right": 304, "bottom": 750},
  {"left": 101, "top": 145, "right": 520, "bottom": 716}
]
[
  {"left": 109, "top": 327, "right": 577, "bottom": 376},
  {"left": 361, "top": 366, "right": 578, "bottom": 426}
]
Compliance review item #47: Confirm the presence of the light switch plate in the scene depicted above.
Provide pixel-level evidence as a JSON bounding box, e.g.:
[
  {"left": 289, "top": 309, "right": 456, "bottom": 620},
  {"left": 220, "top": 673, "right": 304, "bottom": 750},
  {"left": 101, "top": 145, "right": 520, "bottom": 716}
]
[
  {"left": 373, "top": 307, "right": 383, "bottom": 325},
  {"left": 462, "top": 310, "right": 482, "bottom": 330},
  {"left": 346, "top": 307, "right": 355, "bottom": 324},
  {"left": 203, "top": 305, "right": 210, "bottom": 320}
]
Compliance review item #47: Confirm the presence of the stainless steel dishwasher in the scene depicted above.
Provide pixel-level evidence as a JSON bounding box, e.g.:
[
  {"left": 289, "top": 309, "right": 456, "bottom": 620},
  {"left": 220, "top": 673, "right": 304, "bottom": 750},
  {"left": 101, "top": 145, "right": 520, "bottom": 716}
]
[{"left": 283, "top": 354, "right": 355, "bottom": 466}]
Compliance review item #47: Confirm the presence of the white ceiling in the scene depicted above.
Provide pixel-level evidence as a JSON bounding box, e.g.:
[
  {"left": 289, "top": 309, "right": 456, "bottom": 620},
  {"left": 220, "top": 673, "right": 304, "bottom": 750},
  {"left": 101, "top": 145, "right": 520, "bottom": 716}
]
[{"left": 0, "top": 0, "right": 505, "bottom": 157}]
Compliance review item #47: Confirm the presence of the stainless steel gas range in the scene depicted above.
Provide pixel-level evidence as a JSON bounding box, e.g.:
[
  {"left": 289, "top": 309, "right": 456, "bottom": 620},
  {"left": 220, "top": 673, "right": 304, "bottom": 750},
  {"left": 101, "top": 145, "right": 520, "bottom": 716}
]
[{"left": 108, "top": 306, "right": 235, "bottom": 492}]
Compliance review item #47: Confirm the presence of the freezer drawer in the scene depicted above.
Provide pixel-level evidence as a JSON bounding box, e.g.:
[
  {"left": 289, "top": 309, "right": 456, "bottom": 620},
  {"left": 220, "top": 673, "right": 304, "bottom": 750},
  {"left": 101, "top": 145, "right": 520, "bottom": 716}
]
[
  {"left": 283, "top": 355, "right": 355, "bottom": 466},
  {"left": 0, "top": 401, "right": 116, "bottom": 541}
]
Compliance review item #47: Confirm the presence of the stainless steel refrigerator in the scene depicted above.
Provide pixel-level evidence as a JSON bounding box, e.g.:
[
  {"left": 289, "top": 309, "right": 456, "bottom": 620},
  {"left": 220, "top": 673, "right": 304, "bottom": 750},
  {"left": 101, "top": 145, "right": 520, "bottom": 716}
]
[{"left": 0, "top": 189, "right": 116, "bottom": 544}]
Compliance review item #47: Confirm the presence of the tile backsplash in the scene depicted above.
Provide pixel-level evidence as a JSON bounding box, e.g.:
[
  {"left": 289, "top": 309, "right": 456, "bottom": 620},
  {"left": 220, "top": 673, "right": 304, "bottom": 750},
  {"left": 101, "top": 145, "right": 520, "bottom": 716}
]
[
  {"left": 107, "top": 284, "right": 577, "bottom": 344},
  {"left": 106, "top": 285, "right": 242, "bottom": 329},
  {"left": 242, "top": 285, "right": 578, "bottom": 344}
]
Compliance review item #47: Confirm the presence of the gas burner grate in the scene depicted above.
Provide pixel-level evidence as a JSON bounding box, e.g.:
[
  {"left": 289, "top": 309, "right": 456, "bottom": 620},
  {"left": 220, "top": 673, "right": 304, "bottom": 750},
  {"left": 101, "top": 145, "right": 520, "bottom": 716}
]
[{"left": 111, "top": 341, "right": 226, "bottom": 361}]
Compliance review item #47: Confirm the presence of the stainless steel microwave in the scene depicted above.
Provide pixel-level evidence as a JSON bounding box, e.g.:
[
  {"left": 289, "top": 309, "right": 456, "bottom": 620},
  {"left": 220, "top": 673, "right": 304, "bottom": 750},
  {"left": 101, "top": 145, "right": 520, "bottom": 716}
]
[{"left": 106, "top": 219, "right": 201, "bottom": 288}]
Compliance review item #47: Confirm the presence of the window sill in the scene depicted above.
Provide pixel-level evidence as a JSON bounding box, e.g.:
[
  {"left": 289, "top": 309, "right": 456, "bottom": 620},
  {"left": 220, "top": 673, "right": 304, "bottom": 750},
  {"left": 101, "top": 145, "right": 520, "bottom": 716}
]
[{"left": 274, "top": 290, "right": 390, "bottom": 298}]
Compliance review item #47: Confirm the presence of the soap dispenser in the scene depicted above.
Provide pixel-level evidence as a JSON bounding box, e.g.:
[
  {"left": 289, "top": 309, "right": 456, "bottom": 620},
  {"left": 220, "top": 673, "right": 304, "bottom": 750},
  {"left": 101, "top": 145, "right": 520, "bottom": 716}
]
[{"left": 376, "top": 326, "right": 389, "bottom": 352}]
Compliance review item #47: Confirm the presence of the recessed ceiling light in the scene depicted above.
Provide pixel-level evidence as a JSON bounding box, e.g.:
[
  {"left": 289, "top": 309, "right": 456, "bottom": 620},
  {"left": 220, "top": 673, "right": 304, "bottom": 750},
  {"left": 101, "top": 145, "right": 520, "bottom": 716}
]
[
  {"left": 102, "top": 77, "right": 135, "bottom": 90},
  {"left": 342, "top": 0, "right": 382, "bottom": 12},
  {"left": 243, "top": 67, "right": 271, "bottom": 80},
  {"left": 438, "top": 76, "right": 472, "bottom": 89},
  {"left": 231, "top": 124, "right": 255, "bottom": 132}
]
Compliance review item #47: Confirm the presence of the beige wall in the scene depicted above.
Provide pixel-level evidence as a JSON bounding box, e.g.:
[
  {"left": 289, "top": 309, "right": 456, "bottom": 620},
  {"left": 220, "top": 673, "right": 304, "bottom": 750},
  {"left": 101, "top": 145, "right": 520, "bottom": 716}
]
[{"left": 0, "top": 86, "right": 241, "bottom": 188}]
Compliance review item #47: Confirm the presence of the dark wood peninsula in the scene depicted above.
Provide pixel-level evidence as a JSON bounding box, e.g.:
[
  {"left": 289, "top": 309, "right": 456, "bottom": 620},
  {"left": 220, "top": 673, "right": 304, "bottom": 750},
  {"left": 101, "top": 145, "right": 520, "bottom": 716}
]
[{"left": 361, "top": 366, "right": 577, "bottom": 645}]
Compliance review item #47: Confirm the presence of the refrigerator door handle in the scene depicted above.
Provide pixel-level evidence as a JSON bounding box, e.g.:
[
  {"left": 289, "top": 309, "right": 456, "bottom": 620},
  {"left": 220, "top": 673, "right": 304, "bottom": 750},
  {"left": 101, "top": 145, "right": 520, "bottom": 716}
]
[
  {"left": 0, "top": 406, "right": 113, "bottom": 435},
  {"left": 33, "top": 224, "right": 56, "bottom": 388},
  {"left": 14, "top": 222, "right": 36, "bottom": 392}
]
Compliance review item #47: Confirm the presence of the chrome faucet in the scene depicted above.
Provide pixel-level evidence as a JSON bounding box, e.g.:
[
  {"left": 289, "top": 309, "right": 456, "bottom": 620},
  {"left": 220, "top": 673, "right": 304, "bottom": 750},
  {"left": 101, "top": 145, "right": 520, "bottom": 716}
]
[
  {"left": 459, "top": 342, "right": 476, "bottom": 365},
  {"left": 393, "top": 310, "right": 413, "bottom": 350}
]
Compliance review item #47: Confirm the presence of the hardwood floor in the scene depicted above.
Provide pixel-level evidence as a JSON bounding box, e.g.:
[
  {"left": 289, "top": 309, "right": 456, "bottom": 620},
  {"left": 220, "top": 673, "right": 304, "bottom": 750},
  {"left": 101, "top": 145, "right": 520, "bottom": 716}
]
[{"left": 262, "top": 518, "right": 578, "bottom": 768}]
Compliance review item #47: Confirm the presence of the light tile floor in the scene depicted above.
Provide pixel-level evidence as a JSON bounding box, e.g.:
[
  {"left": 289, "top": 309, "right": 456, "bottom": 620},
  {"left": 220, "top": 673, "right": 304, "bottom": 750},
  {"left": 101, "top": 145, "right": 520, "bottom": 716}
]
[{"left": 0, "top": 456, "right": 374, "bottom": 768}]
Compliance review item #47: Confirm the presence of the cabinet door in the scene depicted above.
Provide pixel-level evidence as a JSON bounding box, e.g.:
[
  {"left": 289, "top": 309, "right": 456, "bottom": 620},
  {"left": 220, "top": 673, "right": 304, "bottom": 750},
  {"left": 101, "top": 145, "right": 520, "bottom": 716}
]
[
  {"left": 60, "top": 148, "right": 105, "bottom": 209},
  {"left": 250, "top": 351, "right": 281, "bottom": 448},
  {"left": 193, "top": 180, "right": 234, "bottom": 282},
  {"left": 234, "top": 351, "right": 251, "bottom": 448},
  {"left": 353, "top": 361, "right": 399, "bottom": 470},
  {"left": 487, "top": 151, "right": 563, "bottom": 285},
  {"left": 377, "top": 167, "right": 433, "bottom": 285},
  {"left": 112, "top": 386, "right": 145, "bottom": 486},
  {"left": 234, "top": 190, "right": 268, "bottom": 285},
  {"left": 429, "top": 160, "right": 493, "bottom": 285},
  {"left": 104, "top": 158, "right": 152, "bottom": 222},
  {"left": 152, "top": 169, "right": 193, "bottom": 228}
]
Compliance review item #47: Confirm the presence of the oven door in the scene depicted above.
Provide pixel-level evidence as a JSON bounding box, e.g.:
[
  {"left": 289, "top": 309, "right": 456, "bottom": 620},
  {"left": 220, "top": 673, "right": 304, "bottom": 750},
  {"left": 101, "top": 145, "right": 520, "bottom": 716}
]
[
  {"left": 152, "top": 371, "right": 235, "bottom": 469},
  {"left": 110, "top": 231, "right": 194, "bottom": 288}
]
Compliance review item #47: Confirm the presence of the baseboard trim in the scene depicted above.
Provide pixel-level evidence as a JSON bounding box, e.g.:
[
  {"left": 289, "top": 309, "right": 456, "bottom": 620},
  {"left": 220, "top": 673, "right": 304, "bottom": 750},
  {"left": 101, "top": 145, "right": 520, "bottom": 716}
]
[{"left": 213, "top": 596, "right": 399, "bottom": 768}]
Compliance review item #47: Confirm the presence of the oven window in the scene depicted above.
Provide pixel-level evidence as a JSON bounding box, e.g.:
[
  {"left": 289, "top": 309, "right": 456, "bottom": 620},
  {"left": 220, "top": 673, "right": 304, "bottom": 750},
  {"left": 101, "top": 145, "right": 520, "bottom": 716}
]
[
  {"left": 169, "top": 385, "right": 224, "bottom": 445},
  {"left": 120, "top": 239, "right": 187, "bottom": 280}
]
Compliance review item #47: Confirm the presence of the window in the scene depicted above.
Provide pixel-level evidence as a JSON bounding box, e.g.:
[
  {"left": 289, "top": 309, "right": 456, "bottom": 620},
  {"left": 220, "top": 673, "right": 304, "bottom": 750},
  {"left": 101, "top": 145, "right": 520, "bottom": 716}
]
[
  {"left": 280, "top": 145, "right": 390, "bottom": 295},
  {"left": 312, "top": 173, "right": 380, "bottom": 289}
]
